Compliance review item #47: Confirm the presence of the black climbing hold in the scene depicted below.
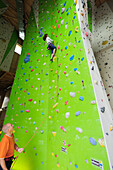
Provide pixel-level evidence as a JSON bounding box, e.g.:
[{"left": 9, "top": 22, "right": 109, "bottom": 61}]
[{"left": 101, "top": 107, "right": 105, "bottom": 113}]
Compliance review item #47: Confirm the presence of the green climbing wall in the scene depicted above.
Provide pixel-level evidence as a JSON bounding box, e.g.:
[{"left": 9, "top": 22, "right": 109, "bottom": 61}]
[{"left": 1, "top": 0, "right": 110, "bottom": 169}]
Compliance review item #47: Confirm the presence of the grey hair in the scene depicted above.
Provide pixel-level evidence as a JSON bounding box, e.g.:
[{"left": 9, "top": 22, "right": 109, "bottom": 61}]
[{"left": 2, "top": 123, "right": 10, "bottom": 134}]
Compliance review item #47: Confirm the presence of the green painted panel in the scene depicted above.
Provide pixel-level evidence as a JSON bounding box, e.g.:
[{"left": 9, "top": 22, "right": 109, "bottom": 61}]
[
  {"left": 0, "top": 0, "right": 6, "bottom": 8},
  {"left": 88, "top": 1, "right": 92, "bottom": 33},
  {"left": 0, "top": 28, "right": 18, "bottom": 65}
]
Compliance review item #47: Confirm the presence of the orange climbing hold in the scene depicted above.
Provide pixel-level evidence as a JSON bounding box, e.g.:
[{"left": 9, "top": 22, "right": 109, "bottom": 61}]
[{"left": 75, "top": 0, "right": 78, "bottom": 5}]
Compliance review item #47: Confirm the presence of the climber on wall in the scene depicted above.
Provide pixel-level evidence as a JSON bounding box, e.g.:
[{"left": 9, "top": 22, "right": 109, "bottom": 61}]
[{"left": 43, "top": 34, "right": 57, "bottom": 62}]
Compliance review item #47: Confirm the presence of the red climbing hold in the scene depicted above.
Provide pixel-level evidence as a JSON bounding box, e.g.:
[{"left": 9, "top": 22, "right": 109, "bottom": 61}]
[{"left": 86, "top": 32, "right": 88, "bottom": 37}]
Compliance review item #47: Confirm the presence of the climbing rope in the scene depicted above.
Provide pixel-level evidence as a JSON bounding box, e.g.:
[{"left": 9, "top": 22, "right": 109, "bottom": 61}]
[
  {"left": 56, "top": 55, "right": 59, "bottom": 102},
  {"left": 11, "top": 92, "right": 58, "bottom": 168}
]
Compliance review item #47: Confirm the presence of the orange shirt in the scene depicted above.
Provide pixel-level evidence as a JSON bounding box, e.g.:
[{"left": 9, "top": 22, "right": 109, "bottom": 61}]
[{"left": 0, "top": 134, "right": 15, "bottom": 158}]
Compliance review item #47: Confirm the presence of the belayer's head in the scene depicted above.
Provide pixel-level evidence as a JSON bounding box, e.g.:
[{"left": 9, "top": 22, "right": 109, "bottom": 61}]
[
  {"left": 43, "top": 34, "right": 48, "bottom": 41},
  {"left": 2, "top": 123, "right": 14, "bottom": 135}
]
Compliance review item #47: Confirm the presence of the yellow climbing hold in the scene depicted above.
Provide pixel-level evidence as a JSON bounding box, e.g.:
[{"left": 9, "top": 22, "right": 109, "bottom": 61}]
[
  {"left": 52, "top": 153, "right": 54, "bottom": 156},
  {"left": 52, "top": 131, "right": 56, "bottom": 136},
  {"left": 0, "top": 131, "right": 2, "bottom": 134},
  {"left": 53, "top": 102, "right": 58, "bottom": 108},
  {"left": 53, "top": 56, "right": 56, "bottom": 62},
  {"left": 110, "top": 124, "right": 113, "bottom": 131},
  {"left": 102, "top": 40, "right": 108, "bottom": 45},
  {"left": 54, "top": 26, "right": 56, "bottom": 29},
  {"left": 90, "top": 61, "right": 92, "bottom": 64},
  {"left": 75, "top": 26, "right": 79, "bottom": 32},
  {"left": 94, "top": 80, "right": 98, "bottom": 85},
  {"left": 75, "top": 29, "right": 78, "bottom": 33},
  {"left": 49, "top": 116, "right": 51, "bottom": 119},
  {"left": 57, "top": 163, "right": 60, "bottom": 167},
  {"left": 98, "top": 138, "right": 105, "bottom": 147}
]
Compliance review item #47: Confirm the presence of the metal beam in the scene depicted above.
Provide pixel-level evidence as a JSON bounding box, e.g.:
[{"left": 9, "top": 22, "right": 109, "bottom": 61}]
[{"left": 16, "top": 0, "right": 25, "bottom": 40}]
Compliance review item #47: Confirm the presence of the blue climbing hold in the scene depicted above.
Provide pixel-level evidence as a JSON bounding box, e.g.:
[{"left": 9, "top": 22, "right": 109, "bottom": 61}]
[
  {"left": 75, "top": 111, "right": 81, "bottom": 116},
  {"left": 78, "top": 40, "right": 81, "bottom": 43},
  {"left": 66, "top": 22, "right": 68, "bottom": 24},
  {"left": 27, "top": 92, "right": 30, "bottom": 95},
  {"left": 20, "top": 88, "right": 22, "bottom": 90},
  {"left": 40, "top": 32, "right": 43, "bottom": 37},
  {"left": 73, "top": 16, "right": 76, "bottom": 19},
  {"left": 35, "top": 50, "right": 37, "bottom": 53},
  {"left": 89, "top": 137, "right": 97, "bottom": 146},
  {"left": 75, "top": 164, "right": 78, "bottom": 168},
  {"left": 64, "top": 1, "right": 66, "bottom": 6},
  {"left": 68, "top": 30, "right": 72, "bottom": 36},
  {"left": 24, "top": 54, "right": 30, "bottom": 63},
  {"left": 65, "top": 46, "right": 68, "bottom": 49},
  {"left": 74, "top": 68, "right": 77, "bottom": 71},
  {"left": 33, "top": 121, "right": 36, "bottom": 125},
  {"left": 67, "top": 12, "right": 69, "bottom": 15},
  {"left": 25, "top": 79, "right": 28, "bottom": 82},
  {"left": 79, "top": 96, "right": 84, "bottom": 101},
  {"left": 66, "top": 8, "right": 69, "bottom": 12},
  {"left": 40, "top": 27, "right": 43, "bottom": 31},
  {"left": 81, "top": 57, "right": 84, "bottom": 61},
  {"left": 70, "top": 81, "right": 73, "bottom": 84},
  {"left": 70, "top": 55, "right": 74, "bottom": 61},
  {"left": 20, "top": 110, "right": 23, "bottom": 113}
]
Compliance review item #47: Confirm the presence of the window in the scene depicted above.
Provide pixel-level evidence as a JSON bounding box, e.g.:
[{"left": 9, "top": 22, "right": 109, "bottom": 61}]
[{"left": 14, "top": 43, "right": 22, "bottom": 55}]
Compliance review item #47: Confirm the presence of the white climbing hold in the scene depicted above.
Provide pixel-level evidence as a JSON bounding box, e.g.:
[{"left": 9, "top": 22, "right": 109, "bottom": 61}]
[
  {"left": 70, "top": 92, "right": 75, "bottom": 98},
  {"left": 76, "top": 127, "right": 83, "bottom": 133},
  {"left": 65, "top": 112, "right": 70, "bottom": 118}
]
